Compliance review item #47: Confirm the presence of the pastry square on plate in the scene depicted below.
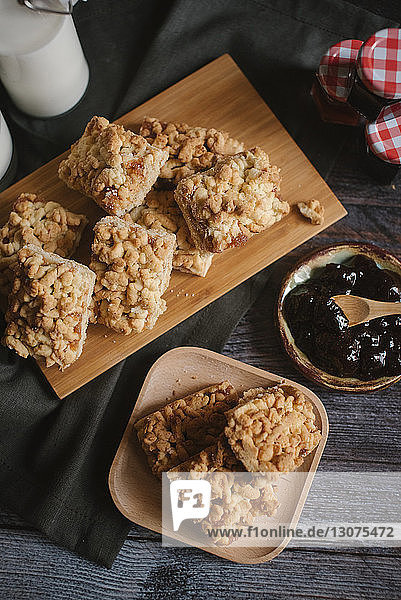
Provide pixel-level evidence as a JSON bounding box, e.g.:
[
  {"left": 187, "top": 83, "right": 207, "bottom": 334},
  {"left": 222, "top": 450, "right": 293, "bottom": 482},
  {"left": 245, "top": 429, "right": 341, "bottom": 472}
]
[
  {"left": 224, "top": 386, "right": 322, "bottom": 473},
  {"left": 168, "top": 436, "right": 243, "bottom": 473},
  {"left": 175, "top": 147, "right": 289, "bottom": 253},
  {"left": 129, "top": 190, "right": 213, "bottom": 277},
  {"left": 0, "top": 193, "right": 87, "bottom": 294},
  {"left": 58, "top": 116, "right": 169, "bottom": 217},
  {"left": 140, "top": 116, "right": 244, "bottom": 187},
  {"left": 135, "top": 381, "right": 238, "bottom": 477},
  {"left": 3, "top": 245, "right": 95, "bottom": 370},
  {"left": 200, "top": 473, "right": 279, "bottom": 546},
  {"left": 90, "top": 216, "right": 175, "bottom": 335},
  {"left": 169, "top": 438, "right": 279, "bottom": 546}
]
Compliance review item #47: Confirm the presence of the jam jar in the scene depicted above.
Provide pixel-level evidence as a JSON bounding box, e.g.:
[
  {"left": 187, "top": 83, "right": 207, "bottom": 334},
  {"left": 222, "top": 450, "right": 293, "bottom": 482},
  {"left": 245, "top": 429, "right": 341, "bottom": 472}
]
[
  {"left": 348, "top": 28, "right": 401, "bottom": 121},
  {"left": 312, "top": 39, "right": 364, "bottom": 126},
  {"left": 364, "top": 102, "right": 401, "bottom": 184}
]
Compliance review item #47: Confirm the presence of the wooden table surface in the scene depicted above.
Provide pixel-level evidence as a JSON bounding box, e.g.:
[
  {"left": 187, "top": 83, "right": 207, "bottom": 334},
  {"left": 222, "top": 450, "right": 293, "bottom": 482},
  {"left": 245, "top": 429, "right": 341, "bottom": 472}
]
[{"left": 1, "top": 133, "right": 400, "bottom": 598}]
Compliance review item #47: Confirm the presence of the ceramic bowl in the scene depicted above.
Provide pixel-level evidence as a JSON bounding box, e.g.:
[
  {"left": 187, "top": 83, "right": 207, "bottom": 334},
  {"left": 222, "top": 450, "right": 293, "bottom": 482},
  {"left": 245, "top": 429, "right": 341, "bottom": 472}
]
[{"left": 277, "top": 242, "right": 401, "bottom": 392}]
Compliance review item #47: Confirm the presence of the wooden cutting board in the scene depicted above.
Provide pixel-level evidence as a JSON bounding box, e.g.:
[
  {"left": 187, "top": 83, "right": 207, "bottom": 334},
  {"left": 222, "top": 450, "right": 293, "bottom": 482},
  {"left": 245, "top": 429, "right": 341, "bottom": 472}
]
[
  {"left": 0, "top": 54, "right": 347, "bottom": 398},
  {"left": 109, "top": 347, "right": 329, "bottom": 564}
]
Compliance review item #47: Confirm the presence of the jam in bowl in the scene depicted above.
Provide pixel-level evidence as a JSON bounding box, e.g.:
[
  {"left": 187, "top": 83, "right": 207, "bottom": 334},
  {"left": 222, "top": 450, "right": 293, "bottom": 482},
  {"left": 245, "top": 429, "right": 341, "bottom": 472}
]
[{"left": 277, "top": 243, "right": 401, "bottom": 392}]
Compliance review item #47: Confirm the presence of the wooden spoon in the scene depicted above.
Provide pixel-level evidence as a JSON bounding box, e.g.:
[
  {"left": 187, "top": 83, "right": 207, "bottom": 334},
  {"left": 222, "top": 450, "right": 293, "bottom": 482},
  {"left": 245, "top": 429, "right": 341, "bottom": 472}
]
[{"left": 332, "top": 294, "right": 401, "bottom": 327}]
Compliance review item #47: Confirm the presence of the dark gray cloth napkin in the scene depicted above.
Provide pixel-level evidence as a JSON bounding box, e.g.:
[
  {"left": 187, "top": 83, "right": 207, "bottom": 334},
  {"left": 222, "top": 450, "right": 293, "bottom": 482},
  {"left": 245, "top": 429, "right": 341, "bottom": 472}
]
[{"left": 0, "top": 0, "right": 395, "bottom": 567}]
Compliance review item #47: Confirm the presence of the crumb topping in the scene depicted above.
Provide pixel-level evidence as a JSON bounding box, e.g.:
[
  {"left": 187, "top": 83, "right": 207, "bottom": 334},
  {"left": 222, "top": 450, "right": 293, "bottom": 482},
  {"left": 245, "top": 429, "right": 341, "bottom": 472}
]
[
  {"left": 3, "top": 245, "right": 95, "bottom": 370},
  {"left": 225, "top": 385, "right": 322, "bottom": 472},
  {"left": 90, "top": 216, "right": 175, "bottom": 335},
  {"left": 135, "top": 381, "right": 238, "bottom": 477},
  {"left": 170, "top": 438, "right": 279, "bottom": 546},
  {"left": 58, "top": 116, "right": 169, "bottom": 217},
  {"left": 174, "top": 147, "right": 289, "bottom": 253},
  {"left": 140, "top": 116, "right": 244, "bottom": 186},
  {"left": 128, "top": 190, "right": 213, "bottom": 277},
  {"left": 297, "top": 199, "right": 325, "bottom": 225},
  {"left": 200, "top": 472, "right": 279, "bottom": 545},
  {"left": 0, "top": 193, "right": 87, "bottom": 293},
  {"left": 169, "top": 437, "right": 244, "bottom": 473}
]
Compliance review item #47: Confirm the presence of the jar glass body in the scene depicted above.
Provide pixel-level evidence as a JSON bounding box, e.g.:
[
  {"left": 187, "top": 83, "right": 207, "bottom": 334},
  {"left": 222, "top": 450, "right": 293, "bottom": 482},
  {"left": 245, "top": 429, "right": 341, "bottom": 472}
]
[{"left": 0, "top": 1, "right": 89, "bottom": 117}]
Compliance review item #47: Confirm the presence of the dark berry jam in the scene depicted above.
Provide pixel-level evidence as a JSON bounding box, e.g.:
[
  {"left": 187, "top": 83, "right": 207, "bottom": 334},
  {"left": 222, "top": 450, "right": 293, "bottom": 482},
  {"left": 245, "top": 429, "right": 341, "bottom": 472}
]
[{"left": 283, "top": 255, "right": 401, "bottom": 380}]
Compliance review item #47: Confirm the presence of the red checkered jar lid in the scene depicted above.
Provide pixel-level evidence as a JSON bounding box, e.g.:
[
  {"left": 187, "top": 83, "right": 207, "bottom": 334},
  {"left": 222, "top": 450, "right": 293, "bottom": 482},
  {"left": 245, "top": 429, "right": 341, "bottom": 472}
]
[
  {"left": 366, "top": 102, "right": 401, "bottom": 164},
  {"left": 357, "top": 28, "right": 401, "bottom": 100},
  {"left": 318, "top": 39, "right": 363, "bottom": 102}
]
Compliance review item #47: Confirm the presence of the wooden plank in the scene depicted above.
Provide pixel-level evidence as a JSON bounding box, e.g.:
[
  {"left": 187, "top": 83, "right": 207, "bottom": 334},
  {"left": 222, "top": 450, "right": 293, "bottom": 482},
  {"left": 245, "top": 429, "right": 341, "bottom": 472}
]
[
  {"left": 1, "top": 529, "right": 400, "bottom": 600},
  {"left": 0, "top": 54, "right": 346, "bottom": 398}
]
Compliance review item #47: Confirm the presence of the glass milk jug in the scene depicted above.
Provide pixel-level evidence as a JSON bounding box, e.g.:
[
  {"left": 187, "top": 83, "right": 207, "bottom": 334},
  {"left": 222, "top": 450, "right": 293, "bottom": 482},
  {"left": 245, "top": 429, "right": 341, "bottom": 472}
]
[
  {"left": 0, "top": 111, "right": 13, "bottom": 180},
  {"left": 0, "top": 110, "right": 15, "bottom": 191},
  {"left": 0, "top": 0, "right": 89, "bottom": 117}
]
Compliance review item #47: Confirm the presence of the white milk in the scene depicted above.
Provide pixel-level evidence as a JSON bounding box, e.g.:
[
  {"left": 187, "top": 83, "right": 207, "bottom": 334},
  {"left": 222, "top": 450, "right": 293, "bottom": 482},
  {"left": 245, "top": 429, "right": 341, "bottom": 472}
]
[
  {"left": 0, "top": 0, "right": 89, "bottom": 117},
  {"left": 0, "top": 111, "right": 13, "bottom": 180}
]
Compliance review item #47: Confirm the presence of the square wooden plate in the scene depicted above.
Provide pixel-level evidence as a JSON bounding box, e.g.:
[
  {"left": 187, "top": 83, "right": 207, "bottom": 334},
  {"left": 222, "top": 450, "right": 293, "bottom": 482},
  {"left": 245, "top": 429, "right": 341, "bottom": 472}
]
[
  {"left": 0, "top": 54, "right": 346, "bottom": 398},
  {"left": 108, "top": 347, "right": 329, "bottom": 564}
]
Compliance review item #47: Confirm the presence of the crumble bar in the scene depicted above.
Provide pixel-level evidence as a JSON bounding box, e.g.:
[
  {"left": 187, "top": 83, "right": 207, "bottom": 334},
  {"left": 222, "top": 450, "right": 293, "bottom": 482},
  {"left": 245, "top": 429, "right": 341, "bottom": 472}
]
[
  {"left": 135, "top": 381, "right": 238, "bottom": 477},
  {"left": 129, "top": 190, "right": 213, "bottom": 277},
  {"left": 169, "top": 438, "right": 279, "bottom": 546},
  {"left": 90, "top": 216, "right": 175, "bottom": 335},
  {"left": 225, "top": 386, "right": 322, "bottom": 473},
  {"left": 0, "top": 193, "right": 87, "bottom": 294},
  {"left": 139, "top": 116, "right": 244, "bottom": 187},
  {"left": 297, "top": 199, "right": 325, "bottom": 225},
  {"left": 201, "top": 474, "right": 279, "bottom": 546},
  {"left": 3, "top": 245, "right": 95, "bottom": 370},
  {"left": 168, "top": 436, "right": 243, "bottom": 473},
  {"left": 58, "top": 116, "right": 169, "bottom": 217},
  {"left": 174, "top": 147, "right": 290, "bottom": 253}
]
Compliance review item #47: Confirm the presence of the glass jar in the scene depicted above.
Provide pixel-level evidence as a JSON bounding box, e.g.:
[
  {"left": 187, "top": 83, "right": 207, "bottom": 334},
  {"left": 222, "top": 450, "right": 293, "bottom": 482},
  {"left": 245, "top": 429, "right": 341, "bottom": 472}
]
[
  {"left": 348, "top": 28, "right": 401, "bottom": 121},
  {"left": 0, "top": 111, "right": 17, "bottom": 192},
  {"left": 364, "top": 102, "right": 401, "bottom": 184},
  {"left": 312, "top": 39, "right": 364, "bottom": 126}
]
